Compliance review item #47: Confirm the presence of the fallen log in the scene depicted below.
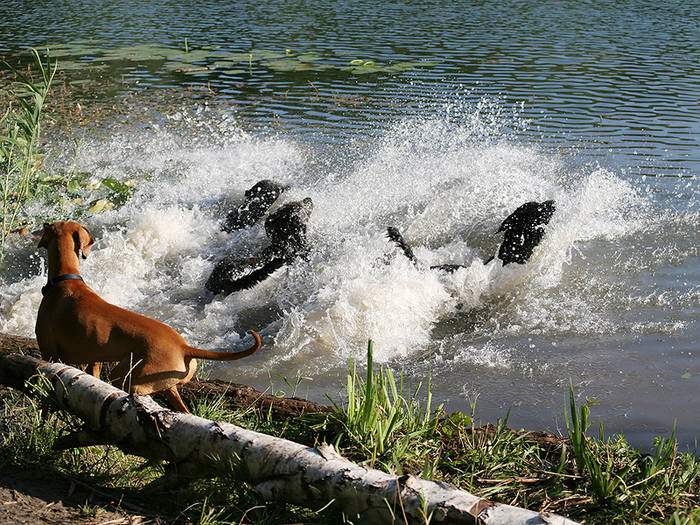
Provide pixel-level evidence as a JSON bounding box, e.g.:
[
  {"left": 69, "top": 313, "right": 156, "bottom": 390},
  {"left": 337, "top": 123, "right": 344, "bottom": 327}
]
[
  {"left": 0, "top": 332, "right": 331, "bottom": 418},
  {"left": 0, "top": 350, "right": 581, "bottom": 525}
]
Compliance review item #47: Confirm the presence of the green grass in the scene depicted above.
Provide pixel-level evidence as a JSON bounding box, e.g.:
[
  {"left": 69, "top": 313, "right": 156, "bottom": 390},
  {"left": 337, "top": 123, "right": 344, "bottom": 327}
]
[
  {"left": 0, "top": 342, "right": 698, "bottom": 524},
  {"left": 323, "top": 340, "right": 442, "bottom": 473}
]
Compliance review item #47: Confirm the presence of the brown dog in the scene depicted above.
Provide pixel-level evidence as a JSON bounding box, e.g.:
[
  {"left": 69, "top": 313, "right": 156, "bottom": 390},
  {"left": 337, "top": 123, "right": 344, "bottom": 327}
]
[{"left": 35, "top": 221, "right": 261, "bottom": 412}]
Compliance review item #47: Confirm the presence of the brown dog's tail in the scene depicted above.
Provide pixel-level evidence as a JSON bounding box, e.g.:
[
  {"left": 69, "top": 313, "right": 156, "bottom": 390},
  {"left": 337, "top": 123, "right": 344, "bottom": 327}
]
[{"left": 185, "top": 330, "right": 262, "bottom": 361}]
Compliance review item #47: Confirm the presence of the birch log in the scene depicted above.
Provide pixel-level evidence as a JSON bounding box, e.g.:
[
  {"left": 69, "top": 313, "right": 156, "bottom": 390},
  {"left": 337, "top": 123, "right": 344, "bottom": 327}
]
[
  {"left": 0, "top": 351, "right": 581, "bottom": 525},
  {"left": 0, "top": 332, "right": 331, "bottom": 418}
]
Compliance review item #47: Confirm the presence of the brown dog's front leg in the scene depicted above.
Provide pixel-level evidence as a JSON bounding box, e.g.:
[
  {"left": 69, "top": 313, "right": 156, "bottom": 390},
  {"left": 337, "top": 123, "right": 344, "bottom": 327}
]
[
  {"left": 91, "top": 362, "right": 101, "bottom": 379},
  {"left": 164, "top": 386, "right": 190, "bottom": 413}
]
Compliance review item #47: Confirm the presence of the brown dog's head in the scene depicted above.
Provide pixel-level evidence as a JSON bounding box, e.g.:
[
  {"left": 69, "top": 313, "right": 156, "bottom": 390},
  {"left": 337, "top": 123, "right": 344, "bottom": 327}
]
[{"left": 38, "top": 221, "right": 95, "bottom": 260}]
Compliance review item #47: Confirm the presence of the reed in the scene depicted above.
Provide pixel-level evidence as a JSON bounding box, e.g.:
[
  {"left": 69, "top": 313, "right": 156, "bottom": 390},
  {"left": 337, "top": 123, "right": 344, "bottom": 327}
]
[
  {"left": 325, "top": 340, "right": 441, "bottom": 470},
  {"left": 0, "top": 49, "right": 56, "bottom": 262}
]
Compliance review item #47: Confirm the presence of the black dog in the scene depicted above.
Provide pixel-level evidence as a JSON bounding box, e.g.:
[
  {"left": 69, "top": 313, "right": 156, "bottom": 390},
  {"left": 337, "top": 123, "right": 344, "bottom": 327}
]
[
  {"left": 388, "top": 200, "right": 556, "bottom": 271},
  {"left": 221, "top": 179, "right": 288, "bottom": 233},
  {"left": 207, "top": 197, "right": 313, "bottom": 295}
]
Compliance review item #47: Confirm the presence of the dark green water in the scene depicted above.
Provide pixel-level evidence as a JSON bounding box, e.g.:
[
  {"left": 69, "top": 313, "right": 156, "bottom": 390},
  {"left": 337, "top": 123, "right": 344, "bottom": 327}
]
[{"left": 1, "top": 0, "right": 697, "bottom": 448}]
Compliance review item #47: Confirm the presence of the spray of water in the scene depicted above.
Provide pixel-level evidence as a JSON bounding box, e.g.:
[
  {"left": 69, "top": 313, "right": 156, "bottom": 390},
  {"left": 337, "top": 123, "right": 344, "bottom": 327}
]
[{"left": 0, "top": 99, "right": 693, "bottom": 389}]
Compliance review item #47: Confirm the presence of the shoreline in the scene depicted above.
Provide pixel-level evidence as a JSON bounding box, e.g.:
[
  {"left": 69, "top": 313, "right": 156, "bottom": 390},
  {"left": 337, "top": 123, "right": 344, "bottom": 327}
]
[{"left": 1, "top": 333, "right": 698, "bottom": 524}]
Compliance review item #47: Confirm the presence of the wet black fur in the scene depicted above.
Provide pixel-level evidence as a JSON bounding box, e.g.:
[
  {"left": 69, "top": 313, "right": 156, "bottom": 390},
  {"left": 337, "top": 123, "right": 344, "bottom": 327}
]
[
  {"left": 207, "top": 197, "right": 313, "bottom": 295},
  {"left": 494, "top": 200, "right": 556, "bottom": 265},
  {"left": 221, "top": 179, "right": 288, "bottom": 232}
]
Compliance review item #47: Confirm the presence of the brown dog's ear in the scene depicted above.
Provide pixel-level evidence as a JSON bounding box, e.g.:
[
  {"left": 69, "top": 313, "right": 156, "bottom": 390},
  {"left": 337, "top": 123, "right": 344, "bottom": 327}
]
[
  {"left": 37, "top": 223, "right": 51, "bottom": 249},
  {"left": 74, "top": 225, "right": 95, "bottom": 259}
]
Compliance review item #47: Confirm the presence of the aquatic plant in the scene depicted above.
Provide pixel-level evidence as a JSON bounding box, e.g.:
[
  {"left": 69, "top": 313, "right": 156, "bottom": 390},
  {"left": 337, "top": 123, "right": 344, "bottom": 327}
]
[
  {"left": 13, "top": 43, "right": 438, "bottom": 80},
  {"left": 566, "top": 380, "right": 629, "bottom": 501},
  {"left": 0, "top": 49, "right": 56, "bottom": 262}
]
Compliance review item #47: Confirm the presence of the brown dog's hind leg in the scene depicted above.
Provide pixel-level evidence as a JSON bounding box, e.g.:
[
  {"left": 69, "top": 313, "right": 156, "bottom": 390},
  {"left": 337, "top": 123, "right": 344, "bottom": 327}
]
[
  {"left": 163, "top": 386, "right": 190, "bottom": 413},
  {"left": 91, "top": 362, "right": 101, "bottom": 379}
]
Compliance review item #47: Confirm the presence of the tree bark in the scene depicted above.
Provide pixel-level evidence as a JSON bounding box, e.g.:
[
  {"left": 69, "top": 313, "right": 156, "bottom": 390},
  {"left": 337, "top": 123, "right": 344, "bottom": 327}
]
[{"left": 0, "top": 347, "right": 581, "bottom": 525}]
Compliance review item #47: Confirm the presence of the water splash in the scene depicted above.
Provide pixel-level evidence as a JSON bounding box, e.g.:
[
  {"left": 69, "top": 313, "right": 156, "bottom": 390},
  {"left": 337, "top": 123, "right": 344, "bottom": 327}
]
[{"left": 0, "top": 99, "right": 693, "bottom": 385}]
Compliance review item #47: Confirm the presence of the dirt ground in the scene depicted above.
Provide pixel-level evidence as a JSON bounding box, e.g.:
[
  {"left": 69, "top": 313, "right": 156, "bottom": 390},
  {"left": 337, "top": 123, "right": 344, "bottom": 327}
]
[
  {"left": 0, "top": 380, "right": 168, "bottom": 525},
  {"left": 0, "top": 466, "right": 162, "bottom": 525}
]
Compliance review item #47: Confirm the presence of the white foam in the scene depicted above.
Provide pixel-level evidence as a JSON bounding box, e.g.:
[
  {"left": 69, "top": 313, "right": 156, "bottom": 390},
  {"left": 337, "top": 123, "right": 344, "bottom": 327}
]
[{"left": 1, "top": 99, "right": 688, "bottom": 382}]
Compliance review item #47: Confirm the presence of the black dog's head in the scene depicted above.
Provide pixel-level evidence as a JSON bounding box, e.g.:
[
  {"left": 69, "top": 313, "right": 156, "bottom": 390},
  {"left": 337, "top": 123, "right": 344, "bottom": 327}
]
[
  {"left": 222, "top": 180, "right": 288, "bottom": 232},
  {"left": 497, "top": 200, "right": 555, "bottom": 234},
  {"left": 497, "top": 200, "right": 556, "bottom": 265}
]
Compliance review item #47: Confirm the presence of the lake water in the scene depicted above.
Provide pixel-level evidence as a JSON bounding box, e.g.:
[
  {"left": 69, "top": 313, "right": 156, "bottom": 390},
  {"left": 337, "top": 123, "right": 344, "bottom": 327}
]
[{"left": 0, "top": 0, "right": 697, "bottom": 449}]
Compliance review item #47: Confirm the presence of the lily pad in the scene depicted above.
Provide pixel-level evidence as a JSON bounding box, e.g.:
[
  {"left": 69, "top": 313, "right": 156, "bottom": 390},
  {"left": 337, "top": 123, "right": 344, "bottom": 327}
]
[
  {"left": 227, "top": 53, "right": 257, "bottom": 62},
  {"left": 296, "top": 53, "right": 322, "bottom": 62},
  {"left": 207, "top": 51, "right": 237, "bottom": 59},
  {"left": 57, "top": 61, "right": 96, "bottom": 71},
  {"left": 342, "top": 64, "right": 387, "bottom": 74},
  {"left": 163, "top": 62, "right": 196, "bottom": 71}
]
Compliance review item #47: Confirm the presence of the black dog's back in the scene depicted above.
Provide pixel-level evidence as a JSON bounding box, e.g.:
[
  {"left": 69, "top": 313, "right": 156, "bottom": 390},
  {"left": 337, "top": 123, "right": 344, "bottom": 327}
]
[{"left": 208, "top": 196, "right": 314, "bottom": 296}]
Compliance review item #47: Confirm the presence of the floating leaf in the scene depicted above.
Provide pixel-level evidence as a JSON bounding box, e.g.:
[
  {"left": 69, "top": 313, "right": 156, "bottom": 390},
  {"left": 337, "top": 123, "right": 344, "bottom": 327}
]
[
  {"left": 207, "top": 51, "right": 236, "bottom": 59},
  {"left": 342, "top": 65, "right": 386, "bottom": 74},
  {"left": 88, "top": 199, "right": 114, "bottom": 213},
  {"left": 349, "top": 59, "right": 364, "bottom": 65},
  {"left": 66, "top": 178, "right": 83, "bottom": 194},
  {"left": 163, "top": 61, "right": 192, "bottom": 71},
  {"left": 227, "top": 53, "right": 257, "bottom": 62},
  {"left": 101, "top": 177, "right": 133, "bottom": 205},
  {"left": 296, "top": 53, "right": 322, "bottom": 62},
  {"left": 38, "top": 174, "right": 63, "bottom": 182},
  {"left": 101, "top": 177, "right": 130, "bottom": 194},
  {"left": 57, "top": 61, "right": 93, "bottom": 71},
  {"left": 45, "top": 48, "right": 88, "bottom": 58},
  {"left": 681, "top": 372, "right": 692, "bottom": 379}
]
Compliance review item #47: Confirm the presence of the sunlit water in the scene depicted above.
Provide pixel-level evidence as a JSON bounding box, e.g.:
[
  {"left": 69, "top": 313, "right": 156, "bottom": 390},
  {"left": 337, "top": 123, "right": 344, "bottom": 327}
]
[{"left": 0, "top": 0, "right": 697, "bottom": 448}]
